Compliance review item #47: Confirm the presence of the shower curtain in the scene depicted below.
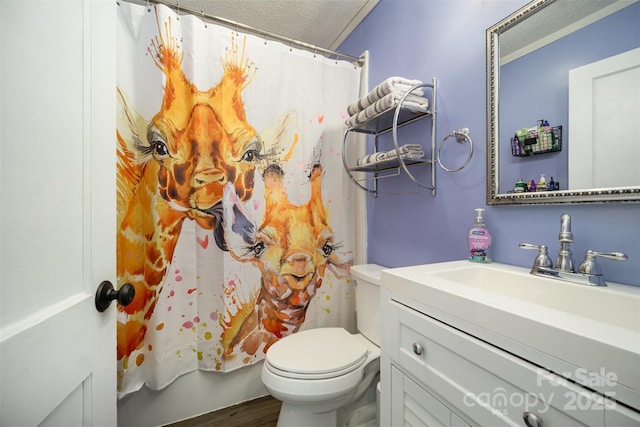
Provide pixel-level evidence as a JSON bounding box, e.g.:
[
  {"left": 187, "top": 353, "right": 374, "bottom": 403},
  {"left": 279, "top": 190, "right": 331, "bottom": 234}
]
[{"left": 116, "top": 2, "right": 361, "bottom": 397}]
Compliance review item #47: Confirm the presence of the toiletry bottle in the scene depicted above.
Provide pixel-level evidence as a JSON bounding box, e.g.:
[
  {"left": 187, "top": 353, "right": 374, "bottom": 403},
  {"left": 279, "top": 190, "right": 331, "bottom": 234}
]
[
  {"left": 529, "top": 179, "right": 536, "bottom": 192},
  {"left": 549, "top": 128, "right": 560, "bottom": 151},
  {"left": 537, "top": 174, "right": 547, "bottom": 191},
  {"left": 537, "top": 120, "right": 548, "bottom": 151},
  {"left": 549, "top": 176, "right": 556, "bottom": 191},
  {"left": 512, "top": 137, "right": 521, "bottom": 156},
  {"left": 516, "top": 128, "right": 532, "bottom": 154},
  {"left": 468, "top": 208, "right": 491, "bottom": 263}
]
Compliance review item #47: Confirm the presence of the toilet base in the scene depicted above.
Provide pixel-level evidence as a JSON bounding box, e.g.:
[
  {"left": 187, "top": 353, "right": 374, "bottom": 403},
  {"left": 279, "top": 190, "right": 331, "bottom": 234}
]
[
  {"left": 274, "top": 373, "right": 379, "bottom": 427},
  {"left": 276, "top": 403, "right": 339, "bottom": 427},
  {"left": 276, "top": 399, "right": 377, "bottom": 427},
  {"left": 344, "top": 402, "right": 377, "bottom": 427},
  {"left": 338, "top": 373, "right": 379, "bottom": 427}
]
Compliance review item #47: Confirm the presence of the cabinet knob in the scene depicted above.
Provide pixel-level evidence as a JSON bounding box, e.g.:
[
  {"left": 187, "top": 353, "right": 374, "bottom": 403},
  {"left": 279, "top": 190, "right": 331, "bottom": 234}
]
[
  {"left": 412, "top": 342, "right": 423, "bottom": 356},
  {"left": 522, "top": 411, "right": 543, "bottom": 427}
]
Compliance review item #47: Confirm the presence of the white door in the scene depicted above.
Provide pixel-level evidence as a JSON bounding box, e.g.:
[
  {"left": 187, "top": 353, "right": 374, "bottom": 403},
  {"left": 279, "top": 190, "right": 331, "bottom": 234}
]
[
  {"left": 0, "top": 1, "right": 116, "bottom": 426},
  {"left": 568, "top": 47, "right": 640, "bottom": 190}
]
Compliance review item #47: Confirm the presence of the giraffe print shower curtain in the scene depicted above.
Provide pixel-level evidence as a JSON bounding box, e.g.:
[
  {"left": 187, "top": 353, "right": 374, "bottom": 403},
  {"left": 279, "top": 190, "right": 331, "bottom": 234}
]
[{"left": 116, "top": 2, "right": 361, "bottom": 397}]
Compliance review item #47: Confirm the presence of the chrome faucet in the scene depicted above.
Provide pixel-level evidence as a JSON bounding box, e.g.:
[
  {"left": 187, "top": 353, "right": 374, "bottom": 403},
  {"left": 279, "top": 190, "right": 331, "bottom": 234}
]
[
  {"left": 555, "top": 213, "right": 574, "bottom": 272},
  {"left": 520, "top": 213, "right": 628, "bottom": 286}
]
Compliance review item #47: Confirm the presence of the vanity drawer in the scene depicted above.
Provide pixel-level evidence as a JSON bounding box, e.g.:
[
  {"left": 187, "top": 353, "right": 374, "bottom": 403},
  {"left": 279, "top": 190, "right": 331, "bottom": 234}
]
[{"left": 391, "top": 300, "right": 606, "bottom": 426}]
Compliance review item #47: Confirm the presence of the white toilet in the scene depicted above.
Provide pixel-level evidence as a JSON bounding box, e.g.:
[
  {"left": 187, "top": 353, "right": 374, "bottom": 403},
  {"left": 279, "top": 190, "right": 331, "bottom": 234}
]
[{"left": 261, "top": 264, "right": 385, "bottom": 427}]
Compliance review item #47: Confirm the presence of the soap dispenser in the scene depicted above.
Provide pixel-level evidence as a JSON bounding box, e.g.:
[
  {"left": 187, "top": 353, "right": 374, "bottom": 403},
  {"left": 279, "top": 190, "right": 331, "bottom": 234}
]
[{"left": 468, "top": 208, "right": 491, "bottom": 263}]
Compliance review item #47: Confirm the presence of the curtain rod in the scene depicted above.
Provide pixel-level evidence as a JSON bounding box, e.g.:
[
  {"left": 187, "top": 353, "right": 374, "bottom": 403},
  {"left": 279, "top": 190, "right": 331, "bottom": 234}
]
[{"left": 121, "top": 0, "right": 364, "bottom": 66}]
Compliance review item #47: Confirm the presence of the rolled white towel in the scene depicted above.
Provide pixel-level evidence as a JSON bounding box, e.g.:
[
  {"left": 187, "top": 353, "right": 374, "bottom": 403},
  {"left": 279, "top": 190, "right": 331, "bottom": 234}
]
[
  {"left": 379, "top": 149, "right": 424, "bottom": 161},
  {"left": 356, "top": 151, "right": 386, "bottom": 166},
  {"left": 356, "top": 145, "right": 425, "bottom": 166},
  {"left": 393, "top": 143, "right": 422, "bottom": 155},
  {"left": 345, "top": 93, "right": 429, "bottom": 128},
  {"left": 347, "top": 77, "right": 424, "bottom": 116},
  {"left": 356, "top": 152, "right": 426, "bottom": 169}
]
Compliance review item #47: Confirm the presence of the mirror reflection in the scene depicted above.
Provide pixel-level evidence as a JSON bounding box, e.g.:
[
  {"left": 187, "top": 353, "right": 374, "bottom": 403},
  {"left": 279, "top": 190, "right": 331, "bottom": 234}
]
[{"left": 487, "top": 0, "right": 640, "bottom": 204}]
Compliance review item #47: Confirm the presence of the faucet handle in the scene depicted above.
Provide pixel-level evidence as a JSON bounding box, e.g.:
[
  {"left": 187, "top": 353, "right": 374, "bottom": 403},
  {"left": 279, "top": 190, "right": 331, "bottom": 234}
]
[
  {"left": 519, "top": 242, "right": 553, "bottom": 272},
  {"left": 578, "top": 250, "right": 628, "bottom": 275}
]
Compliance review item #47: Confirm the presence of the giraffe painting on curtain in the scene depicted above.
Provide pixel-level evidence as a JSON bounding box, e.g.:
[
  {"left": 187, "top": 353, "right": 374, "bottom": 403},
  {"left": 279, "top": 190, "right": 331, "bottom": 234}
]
[
  {"left": 116, "top": 11, "right": 296, "bottom": 370},
  {"left": 221, "top": 163, "right": 353, "bottom": 358}
]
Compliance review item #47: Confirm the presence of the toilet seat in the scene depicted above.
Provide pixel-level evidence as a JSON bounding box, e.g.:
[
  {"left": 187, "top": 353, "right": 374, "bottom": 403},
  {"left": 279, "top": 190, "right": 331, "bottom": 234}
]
[{"left": 265, "top": 328, "right": 369, "bottom": 380}]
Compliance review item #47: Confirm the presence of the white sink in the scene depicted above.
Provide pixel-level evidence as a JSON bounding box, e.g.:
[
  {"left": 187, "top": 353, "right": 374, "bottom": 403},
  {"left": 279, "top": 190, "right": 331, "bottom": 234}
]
[
  {"left": 381, "top": 260, "right": 640, "bottom": 409},
  {"left": 432, "top": 264, "right": 640, "bottom": 331}
]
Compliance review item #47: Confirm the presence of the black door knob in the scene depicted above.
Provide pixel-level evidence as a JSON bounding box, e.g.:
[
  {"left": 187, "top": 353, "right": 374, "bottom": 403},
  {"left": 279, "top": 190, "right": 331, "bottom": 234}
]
[{"left": 95, "top": 281, "right": 135, "bottom": 312}]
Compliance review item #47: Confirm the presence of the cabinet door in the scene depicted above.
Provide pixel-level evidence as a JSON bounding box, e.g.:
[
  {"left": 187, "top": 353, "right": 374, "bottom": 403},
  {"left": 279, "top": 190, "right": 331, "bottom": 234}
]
[
  {"left": 391, "top": 366, "right": 470, "bottom": 427},
  {"left": 451, "top": 412, "right": 471, "bottom": 427},
  {"left": 604, "top": 399, "right": 640, "bottom": 427}
]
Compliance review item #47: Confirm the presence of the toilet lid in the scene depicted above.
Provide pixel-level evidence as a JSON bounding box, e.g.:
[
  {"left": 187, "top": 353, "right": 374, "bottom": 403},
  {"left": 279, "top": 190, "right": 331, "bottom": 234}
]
[{"left": 266, "top": 328, "right": 368, "bottom": 378}]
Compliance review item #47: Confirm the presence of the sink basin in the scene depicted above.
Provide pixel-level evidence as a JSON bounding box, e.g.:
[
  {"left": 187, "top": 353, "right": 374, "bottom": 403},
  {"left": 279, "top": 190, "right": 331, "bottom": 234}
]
[
  {"left": 381, "top": 260, "right": 640, "bottom": 410},
  {"left": 432, "top": 264, "right": 640, "bottom": 331}
]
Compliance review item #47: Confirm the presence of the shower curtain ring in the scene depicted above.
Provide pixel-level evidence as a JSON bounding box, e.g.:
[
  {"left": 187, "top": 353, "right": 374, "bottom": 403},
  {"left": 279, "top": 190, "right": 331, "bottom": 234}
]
[
  {"left": 176, "top": 1, "right": 180, "bottom": 19},
  {"left": 146, "top": 0, "right": 150, "bottom": 12},
  {"left": 201, "top": 10, "right": 207, "bottom": 27}
]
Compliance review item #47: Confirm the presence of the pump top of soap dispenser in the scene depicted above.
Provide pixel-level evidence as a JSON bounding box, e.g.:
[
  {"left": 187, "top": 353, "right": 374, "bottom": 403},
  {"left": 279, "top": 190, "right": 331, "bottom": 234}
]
[{"left": 474, "top": 208, "right": 485, "bottom": 225}]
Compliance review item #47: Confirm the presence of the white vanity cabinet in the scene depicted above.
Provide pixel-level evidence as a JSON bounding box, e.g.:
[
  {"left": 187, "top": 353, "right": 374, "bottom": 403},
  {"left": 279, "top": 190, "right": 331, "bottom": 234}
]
[
  {"left": 380, "top": 289, "right": 640, "bottom": 427},
  {"left": 391, "top": 365, "right": 470, "bottom": 427}
]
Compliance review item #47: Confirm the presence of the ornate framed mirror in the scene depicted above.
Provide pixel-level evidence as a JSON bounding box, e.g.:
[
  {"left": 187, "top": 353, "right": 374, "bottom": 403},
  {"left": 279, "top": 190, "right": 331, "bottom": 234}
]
[{"left": 486, "top": 0, "right": 640, "bottom": 204}]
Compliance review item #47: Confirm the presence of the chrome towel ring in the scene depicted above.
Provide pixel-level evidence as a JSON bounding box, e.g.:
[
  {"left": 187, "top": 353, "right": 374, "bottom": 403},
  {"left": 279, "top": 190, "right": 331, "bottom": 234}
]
[{"left": 437, "top": 128, "right": 473, "bottom": 172}]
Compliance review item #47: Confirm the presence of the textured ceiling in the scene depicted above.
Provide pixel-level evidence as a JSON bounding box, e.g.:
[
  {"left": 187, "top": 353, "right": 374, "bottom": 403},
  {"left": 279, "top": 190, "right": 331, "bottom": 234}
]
[
  {"left": 500, "top": 0, "right": 635, "bottom": 62},
  {"left": 153, "top": 0, "right": 379, "bottom": 51}
]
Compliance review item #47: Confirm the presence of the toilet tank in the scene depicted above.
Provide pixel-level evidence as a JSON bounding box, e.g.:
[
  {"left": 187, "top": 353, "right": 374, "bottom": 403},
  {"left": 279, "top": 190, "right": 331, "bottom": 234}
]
[{"left": 350, "top": 264, "right": 385, "bottom": 346}]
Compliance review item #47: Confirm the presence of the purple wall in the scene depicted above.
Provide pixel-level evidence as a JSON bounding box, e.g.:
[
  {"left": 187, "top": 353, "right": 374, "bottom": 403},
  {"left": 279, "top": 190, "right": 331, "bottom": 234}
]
[{"left": 339, "top": 0, "right": 639, "bottom": 287}]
